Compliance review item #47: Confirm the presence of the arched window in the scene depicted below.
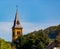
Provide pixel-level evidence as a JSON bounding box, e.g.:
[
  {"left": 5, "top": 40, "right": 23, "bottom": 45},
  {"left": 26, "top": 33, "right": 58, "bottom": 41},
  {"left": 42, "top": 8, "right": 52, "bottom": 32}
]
[{"left": 17, "top": 31, "right": 20, "bottom": 36}]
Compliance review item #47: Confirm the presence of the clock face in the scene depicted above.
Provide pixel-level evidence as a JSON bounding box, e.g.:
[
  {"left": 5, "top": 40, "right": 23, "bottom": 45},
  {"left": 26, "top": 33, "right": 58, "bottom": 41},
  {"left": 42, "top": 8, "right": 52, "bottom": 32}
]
[{"left": 17, "top": 21, "right": 20, "bottom": 25}]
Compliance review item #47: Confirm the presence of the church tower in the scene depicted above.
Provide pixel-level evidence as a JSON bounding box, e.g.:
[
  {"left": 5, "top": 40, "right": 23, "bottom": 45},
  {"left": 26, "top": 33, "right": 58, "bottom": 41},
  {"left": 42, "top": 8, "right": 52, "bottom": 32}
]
[{"left": 12, "top": 8, "right": 23, "bottom": 42}]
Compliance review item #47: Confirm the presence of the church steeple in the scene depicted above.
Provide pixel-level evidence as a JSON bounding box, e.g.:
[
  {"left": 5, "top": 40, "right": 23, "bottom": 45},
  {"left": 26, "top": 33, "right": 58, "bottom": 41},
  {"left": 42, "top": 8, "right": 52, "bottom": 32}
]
[
  {"left": 12, "top": 8, "right": 23, "bottom": 42},
  {"left": 12, "top": 8, "right": 22, "bottom": 29}
]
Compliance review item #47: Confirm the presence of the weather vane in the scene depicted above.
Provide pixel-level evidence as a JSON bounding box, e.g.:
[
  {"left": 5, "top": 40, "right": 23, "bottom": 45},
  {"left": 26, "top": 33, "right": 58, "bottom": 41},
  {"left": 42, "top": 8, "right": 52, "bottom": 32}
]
[
  {"left": 16, "top": 5, "right": 18, "bottom": 8},
  {"left": 16, "top": 5, "right": 18, "bottom": 10}
]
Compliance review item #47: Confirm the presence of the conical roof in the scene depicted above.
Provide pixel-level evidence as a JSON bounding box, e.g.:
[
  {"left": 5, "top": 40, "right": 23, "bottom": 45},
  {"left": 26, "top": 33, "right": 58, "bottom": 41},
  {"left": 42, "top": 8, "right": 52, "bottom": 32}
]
[{"left": 12, "top": 9, "right": 22, "bottom": 29}]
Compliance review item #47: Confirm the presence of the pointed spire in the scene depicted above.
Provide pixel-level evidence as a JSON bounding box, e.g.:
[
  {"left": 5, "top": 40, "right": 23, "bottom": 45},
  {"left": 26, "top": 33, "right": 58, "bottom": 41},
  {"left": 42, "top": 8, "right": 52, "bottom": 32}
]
[
  {"left": 15, "top": 5, "right": 19, "bottom": 21},
  {"left": 12, "top": 6, "right": 22, "bottom": 29},
  {"left": 15, "top": 6, "right": 20, "bottom": 24}
]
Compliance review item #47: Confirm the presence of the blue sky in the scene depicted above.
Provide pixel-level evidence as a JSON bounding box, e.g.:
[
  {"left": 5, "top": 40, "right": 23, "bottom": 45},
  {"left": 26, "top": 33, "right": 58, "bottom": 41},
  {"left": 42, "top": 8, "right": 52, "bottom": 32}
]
[{"left": 0, "top": 0, "right": 60, "bottom": 41}]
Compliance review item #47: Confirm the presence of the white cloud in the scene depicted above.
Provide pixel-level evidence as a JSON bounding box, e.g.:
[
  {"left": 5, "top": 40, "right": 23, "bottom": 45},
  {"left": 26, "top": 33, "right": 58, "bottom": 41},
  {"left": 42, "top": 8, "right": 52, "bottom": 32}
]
[
  {"left": 0, "top": 22, "right": 60, "bottom": 41},
  {"left": 0, "top": 22, "right": 12, "bottom": 41}
]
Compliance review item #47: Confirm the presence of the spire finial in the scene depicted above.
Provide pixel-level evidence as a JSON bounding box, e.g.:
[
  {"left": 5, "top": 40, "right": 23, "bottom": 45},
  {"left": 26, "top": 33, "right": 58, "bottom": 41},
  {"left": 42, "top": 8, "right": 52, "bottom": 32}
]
[
  {"left": 16, "top": 5, "right": 18, "bottom": 8},
  {"left": 16, "top": 5, "right": 18, "bottom": 11}
]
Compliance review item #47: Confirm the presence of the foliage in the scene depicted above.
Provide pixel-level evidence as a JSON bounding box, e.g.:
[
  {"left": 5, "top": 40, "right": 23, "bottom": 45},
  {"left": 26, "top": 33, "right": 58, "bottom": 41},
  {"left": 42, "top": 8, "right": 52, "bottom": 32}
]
[
  {"left": 15, "top": 29, "right": 51, "bottom": 49},
  {"left": 44, "top": 25, "right": 60, "bottom": 39},
  {"left": 0, "top": 38, "right": 11, "bottom": 49}
]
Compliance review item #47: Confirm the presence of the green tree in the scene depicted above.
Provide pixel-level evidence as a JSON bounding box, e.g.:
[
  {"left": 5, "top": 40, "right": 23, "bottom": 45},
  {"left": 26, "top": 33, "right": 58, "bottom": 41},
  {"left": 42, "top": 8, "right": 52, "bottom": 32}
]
[
  {"left": 15, "top": 29, "right": 51, "bottom": 49},
  {"left": 0, "top": 38, "right": 11, "bottom": 49}
]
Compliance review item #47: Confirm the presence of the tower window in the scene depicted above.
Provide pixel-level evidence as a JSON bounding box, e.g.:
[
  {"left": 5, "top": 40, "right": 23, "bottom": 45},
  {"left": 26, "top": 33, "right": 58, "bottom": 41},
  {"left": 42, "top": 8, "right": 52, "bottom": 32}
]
[{"left": 17, "top": 31, "right": 20, "bottom": 35}]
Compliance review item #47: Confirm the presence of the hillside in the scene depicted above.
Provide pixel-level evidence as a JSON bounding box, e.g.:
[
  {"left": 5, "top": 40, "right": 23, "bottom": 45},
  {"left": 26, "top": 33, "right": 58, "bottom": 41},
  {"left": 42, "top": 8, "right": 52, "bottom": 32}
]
[
  {"left": 44, "top": 25, "right": 60, "bottom": 39},
  {"left": 14, "top": 24, "right": 60, "bottom": 49},
  {"left": 0, "top": 24, "right": 60, "bottom": 49}
]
